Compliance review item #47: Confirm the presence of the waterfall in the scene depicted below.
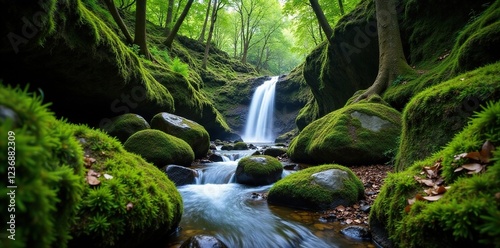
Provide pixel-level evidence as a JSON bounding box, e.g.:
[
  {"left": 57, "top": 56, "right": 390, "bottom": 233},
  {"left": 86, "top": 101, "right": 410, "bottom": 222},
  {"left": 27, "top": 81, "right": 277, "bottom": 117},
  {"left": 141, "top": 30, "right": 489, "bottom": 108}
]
[{"left": 242, "top": 76, "right": 279, "bottom": 143}]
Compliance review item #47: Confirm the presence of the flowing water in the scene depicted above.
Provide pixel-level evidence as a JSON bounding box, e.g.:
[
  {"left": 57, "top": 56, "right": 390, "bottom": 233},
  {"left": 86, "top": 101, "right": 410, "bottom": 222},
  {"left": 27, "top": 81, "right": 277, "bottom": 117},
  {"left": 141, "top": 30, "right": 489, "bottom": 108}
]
[
  {"left": 242, "top": 76, "right": 279, "bottom": 143},
  {"left": 165, "top": 150, "right": 374, "bottom": 248}
]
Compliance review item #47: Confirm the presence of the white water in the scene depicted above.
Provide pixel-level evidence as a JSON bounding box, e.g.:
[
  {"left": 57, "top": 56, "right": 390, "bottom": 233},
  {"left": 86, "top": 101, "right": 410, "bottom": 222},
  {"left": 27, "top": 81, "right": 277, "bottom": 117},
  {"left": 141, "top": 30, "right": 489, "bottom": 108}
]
[{"left": 242, "top": 76, "right": 279, "bottom": 143}]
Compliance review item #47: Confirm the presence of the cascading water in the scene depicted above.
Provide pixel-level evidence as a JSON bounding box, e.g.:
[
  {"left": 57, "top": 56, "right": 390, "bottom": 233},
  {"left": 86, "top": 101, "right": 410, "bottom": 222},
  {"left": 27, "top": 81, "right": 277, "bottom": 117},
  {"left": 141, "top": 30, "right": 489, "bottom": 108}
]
[
  {"left": 166, "top": 149, "right": 373, "bottom": 247},
  {"left": 242, "top": 76, "right": 279, "bottom": 143}
]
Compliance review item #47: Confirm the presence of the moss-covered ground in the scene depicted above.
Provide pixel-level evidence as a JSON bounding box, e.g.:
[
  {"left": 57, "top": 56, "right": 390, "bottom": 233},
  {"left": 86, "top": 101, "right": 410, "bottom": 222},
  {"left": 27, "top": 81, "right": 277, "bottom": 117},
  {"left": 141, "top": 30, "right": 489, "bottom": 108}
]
[{"left": 370, "top": 100, "right": 500, "bottom": 247}]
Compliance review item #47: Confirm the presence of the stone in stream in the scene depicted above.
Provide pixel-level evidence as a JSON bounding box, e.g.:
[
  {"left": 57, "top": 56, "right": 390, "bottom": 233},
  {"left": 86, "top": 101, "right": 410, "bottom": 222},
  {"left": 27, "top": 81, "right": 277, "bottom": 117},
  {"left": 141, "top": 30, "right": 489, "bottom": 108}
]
[
  {"left": 340, "top": 225, "right": 372, "bottom": 241},
  {"left": 180, "top": 235, "right": 228, "bottom": 248},
  {"left": 163, "top": 164, "right": 198, "bottom": 186},
  {"left": 235, "top": 155, "right": 283, "bottom": 186}
]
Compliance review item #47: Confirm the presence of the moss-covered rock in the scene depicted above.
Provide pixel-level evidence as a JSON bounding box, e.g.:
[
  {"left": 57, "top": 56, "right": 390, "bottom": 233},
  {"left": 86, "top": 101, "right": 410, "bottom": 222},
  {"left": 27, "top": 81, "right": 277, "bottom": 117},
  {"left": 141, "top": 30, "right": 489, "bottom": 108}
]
[
  {"left": 288, "top": 100, "right": 401, "bottom": 165},
  {"left": 103, "top": 113, "right": 150, "bottom": 143},
  {"left": 233, "top": 141, "right": 249, "bottom": 150},
  {"left": 395, "top": 62, "right": 500, "bottom": 171},
  {"left": 370, "top": 100, "right": 500, "bottom": 248},
  {"left": 0, "top": 84, "right": 84, "bottom": 248},
  {"left": 235, "top": 155, "right": 283, "bottom": 186},
  {"left": 267, "top": 164, "right": 364, "bottom": 210},
  {"left": 263, "top": 147, "right": 287, "bottom": 157},
  {"left": 69, "top": 125, "right": 183, "bottom": 248},
  {"left": 150, "top": 112, "right": 209, "bottom": 158},
  {"left": 123, "top": 129, "right": 194, "bottom": 167}
]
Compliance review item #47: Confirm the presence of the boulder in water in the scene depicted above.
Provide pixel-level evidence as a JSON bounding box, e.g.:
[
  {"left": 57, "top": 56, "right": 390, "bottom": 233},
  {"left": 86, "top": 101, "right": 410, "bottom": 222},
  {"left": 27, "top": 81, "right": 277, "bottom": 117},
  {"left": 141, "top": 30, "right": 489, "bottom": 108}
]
[
  {"left": 180, "top": 235, "right": 228, "bottom": 248},
  {"left": 268, "top": 164, "right": 364, "bottom": 210},
  {"left": 235, "top": 155, "right": 283, "bottom": 186},
  {"left": 103, "top": 113, "right": 150, "bottom": 143},
  {"left": 340, "top": 225, "right": 372, "bottom": 241},
  {"left": 151, "top": 112, "right": 210, "bottom": 158},
  {"left": 263, "top": 147, "right": 287, "bottom": 157},
  {"left": 233, "top": 141, "right": 249, "bottom": 150},
  {"left": 164, "top": 165, "right": 198, "bottom": 186},
  {"left": 124, "top": 129, "right": 194, "bottom": 167}
]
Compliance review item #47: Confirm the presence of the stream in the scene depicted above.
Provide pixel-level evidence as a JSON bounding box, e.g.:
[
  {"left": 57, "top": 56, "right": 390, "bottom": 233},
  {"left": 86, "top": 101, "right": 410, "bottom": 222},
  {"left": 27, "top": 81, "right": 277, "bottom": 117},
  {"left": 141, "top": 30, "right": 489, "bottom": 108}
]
[{"left": 165, "top": 149, "right": 375, "bottom": 248}]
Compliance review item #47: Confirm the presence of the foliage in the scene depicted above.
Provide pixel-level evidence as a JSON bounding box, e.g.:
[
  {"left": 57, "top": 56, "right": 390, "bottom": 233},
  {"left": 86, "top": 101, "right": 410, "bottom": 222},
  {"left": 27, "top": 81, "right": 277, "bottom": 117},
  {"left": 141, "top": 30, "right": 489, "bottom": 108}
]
[
  {"left": 0, "top": 84, "right": 84, "bottom": 248},
  {"left": 170, "top": 57, "right": 190, "bottom": 78}
]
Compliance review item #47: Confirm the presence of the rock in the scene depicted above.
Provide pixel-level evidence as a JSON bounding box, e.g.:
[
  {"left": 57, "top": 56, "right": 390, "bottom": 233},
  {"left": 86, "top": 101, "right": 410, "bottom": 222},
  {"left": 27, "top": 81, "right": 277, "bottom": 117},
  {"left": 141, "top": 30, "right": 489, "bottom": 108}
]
[
  {"left": 288, "top": 100, "right": 401, "bottom": 165},
  {"left": 395, "top": 63, "right": 500, "bottom": 170},
  {"left": 103, "top": 113, "right": 150, "bottom": 143},
  {"left": 340, "top": 225, "right": 372, "bottom": 241},
  {"left": 268, "top": 164, "right": 364, "bottom": 210},
  {"left": 220, "top": 144, "right": 233, "bottom": 150},
  {"left": 370, "top": 100, "right": 500, "bottom": 247},
  {"left": 235, "top": 155, "right": 283, "bottom": 186},
  {"left": 360, "top": 205, "right": 371, "bottom": 213},
  {"left": 233, "top": 141, "right": 248, "bottom": 150},
  {"left": 208, "top": 153, "right": 224, "bottom": 162},
  {"left": 263, "top": 147, "right": 287, "bottom": 157},
  {"left": 180, "top": 235, "right": 228, "bottom": 248},
  {"left": 164, "top": 165, "right": 197, "bottom": 186},
  {"left": 151, "top": 112, "right": 210, "bottom": 159},
  {"left": 209, "top": 144, "right": 217, "bottom": 150},
  {"left": 123, "top": 129, "right": 194, "bottom": 167}
]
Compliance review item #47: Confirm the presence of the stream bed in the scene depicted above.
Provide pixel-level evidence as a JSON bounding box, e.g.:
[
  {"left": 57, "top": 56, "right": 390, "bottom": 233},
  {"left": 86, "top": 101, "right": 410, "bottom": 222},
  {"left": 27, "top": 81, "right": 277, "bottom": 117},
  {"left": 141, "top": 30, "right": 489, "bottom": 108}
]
[{"left": 165, "top": 150, "right": 375, "bottom": 248}]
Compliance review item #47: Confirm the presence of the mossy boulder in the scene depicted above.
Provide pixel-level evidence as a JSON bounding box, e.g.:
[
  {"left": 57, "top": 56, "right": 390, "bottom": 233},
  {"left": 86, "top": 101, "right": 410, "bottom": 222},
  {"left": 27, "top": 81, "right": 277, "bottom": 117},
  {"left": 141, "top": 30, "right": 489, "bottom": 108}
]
[
  {"left": 0, "top": 84, "right": 84, "bottom": 248},
  {"left": 233, "top": 141, "right": 249, "bottom": 150},
  {"left": 395, "top": 62, "right": 500, "bottom": 171},
  {"left": 263, "top": 147, "right": 287, "bottom": 157},
  {"left": 103, "top": 113, "right": 150, "bottom": 143},
  {"left": 69, "top": 125, "right": 183, "bottom": 248},
  {"left": 124, "top": 129, "right": 194, "bottom": 167},
  {"left": 235, "top": 155, "right": 283, "bottom": 186},
  {"left": 370, "top": 100, "right": 500, "bottom": 247},
  {"left": 288, "top": 100, "right": 401, "bottom": 165},
  {"left": 151, "top": 112, "right": 210, "bottom": 158},
  {"left": 267, "top": 164, "right": 364, "bottom": 210}
]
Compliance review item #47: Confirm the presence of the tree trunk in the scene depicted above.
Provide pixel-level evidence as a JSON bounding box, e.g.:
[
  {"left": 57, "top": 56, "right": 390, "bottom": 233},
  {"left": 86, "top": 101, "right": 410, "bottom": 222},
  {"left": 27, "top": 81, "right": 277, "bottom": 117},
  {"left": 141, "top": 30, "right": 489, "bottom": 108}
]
[
  {"left": 309, "top": 0, "right": 333, "bottom": 43},
  {"left": 354, "top": 0, "right": 412, "bottom": 102},
  {"left": 164, "top": 0, "right": 174, "bottom": 36},
  {"left": 338, "top": 0, "right": 345, "bottom": 15},
  {"left": 134, "top": 0, "right": 151, "bottom": 60},
  {"left": 198, "top": 0, "right": 212, "bottom": 42},
  {"left": 202, "top": 0, "right": 219, "bottom": 69},
  {"left": 165, "top": 0, "right": 194, "bottom": 48},
  {"left": 104, "top": 0, "right": 134, "bottom": 44}
]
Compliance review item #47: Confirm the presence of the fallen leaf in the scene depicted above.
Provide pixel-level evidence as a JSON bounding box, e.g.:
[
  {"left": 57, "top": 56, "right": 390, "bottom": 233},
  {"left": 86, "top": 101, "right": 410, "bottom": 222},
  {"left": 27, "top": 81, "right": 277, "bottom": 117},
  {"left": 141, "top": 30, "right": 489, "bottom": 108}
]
[
  {"left": 126, "top": 202, "right": 134, "bottom": 211},
  {"left": 336, "top": 205, "right": 345, "bottom": 212},
  {"left": 86, "top": 175, "right": 100, "bottom": 186},
  {"left": 345, "top": 219, "right": 353, "bottom": 224},
  {"left": 354, "top": 219, "right": 361, "bottom": 224},
  {"left": 104, "top": 174, "right": 113, "bottom": 180},
  {"left": 461, "top": 163, "right": 482, "bottom": 171},
  {"left": 84, "top": 156, "right": 96, "bottom": 168},
  {"left": 454, "top": 167, "right": 464, "bottom": 172},
  {"left": 405, "top": 205, "right": 412, "bottom": 213},
  {"left": 480, "top": 140, "right": 494, "bottom": 163},
  {"left": 408, "top": 197, "right": 416, "bottom": 205},
  {"left": 422, "top": 195, "right": 443, "bottom": 201}
]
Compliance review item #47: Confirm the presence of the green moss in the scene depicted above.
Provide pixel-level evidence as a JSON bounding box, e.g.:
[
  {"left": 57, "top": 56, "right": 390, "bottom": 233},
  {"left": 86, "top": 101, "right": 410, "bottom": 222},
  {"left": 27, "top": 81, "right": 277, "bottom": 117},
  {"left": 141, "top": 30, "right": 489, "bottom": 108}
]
[
  {"left": 104, "top": 113, "right": 150, "bottom": 143},
  {"left": 233, "top": 142, "right": 249, "bottom": 150},
  {"left": 150, "top": 113, "right": 210, "bottom": 158},
  {"left": 235, "top": 155, "right": 283, "bottom": 185},
  {"left": 384, "top": 0, "right": 499, "bottom": 109},
  {"left": 289, "top": 102, "right": 401, "bottom": 165},
  {"left": 123, "top": 129, "right": 194, "bottom": 167},
  {"left": 370, "top": 100, "right": 500, "bottom": 247},
  {"left": 69, "top": 125, "right": 183, "bottom": 247},
  {"left": 268, "top": 164, "right": 364, "bottom": 210},
  {"left": 0, "top": 84, "right": 84, "bottom": 248},
  {"left": 395, "top": 62, "right": 500, "bottom": 171}
]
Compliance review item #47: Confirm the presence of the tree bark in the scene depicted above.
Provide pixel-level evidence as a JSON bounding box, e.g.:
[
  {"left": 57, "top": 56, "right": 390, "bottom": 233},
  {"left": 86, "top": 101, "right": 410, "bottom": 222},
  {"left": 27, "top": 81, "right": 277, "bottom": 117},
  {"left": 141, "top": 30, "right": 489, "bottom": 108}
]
[
  {"left": 165, "top": 0, "right": 194, "bottom": 48},
  {"left": 338, "top": 0, "right": 345, "bottom": 15},
  {"left": 354, "top": 0, "right": 412, "bottom": 102},
  {"left": 198, "top": 0, "right": 212, "bottom": 42},
  {"left": 103, "top": 0, "right": 134, "bottom": 44},
  {"left": 164, "top": 0, "right": 174, "bottom": 36},
  {"left": 134, "top": 0, "right": 151, "bottom": 60},
  {"left": 309, "top": 0, "right": 333, "bottom": 43}
]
